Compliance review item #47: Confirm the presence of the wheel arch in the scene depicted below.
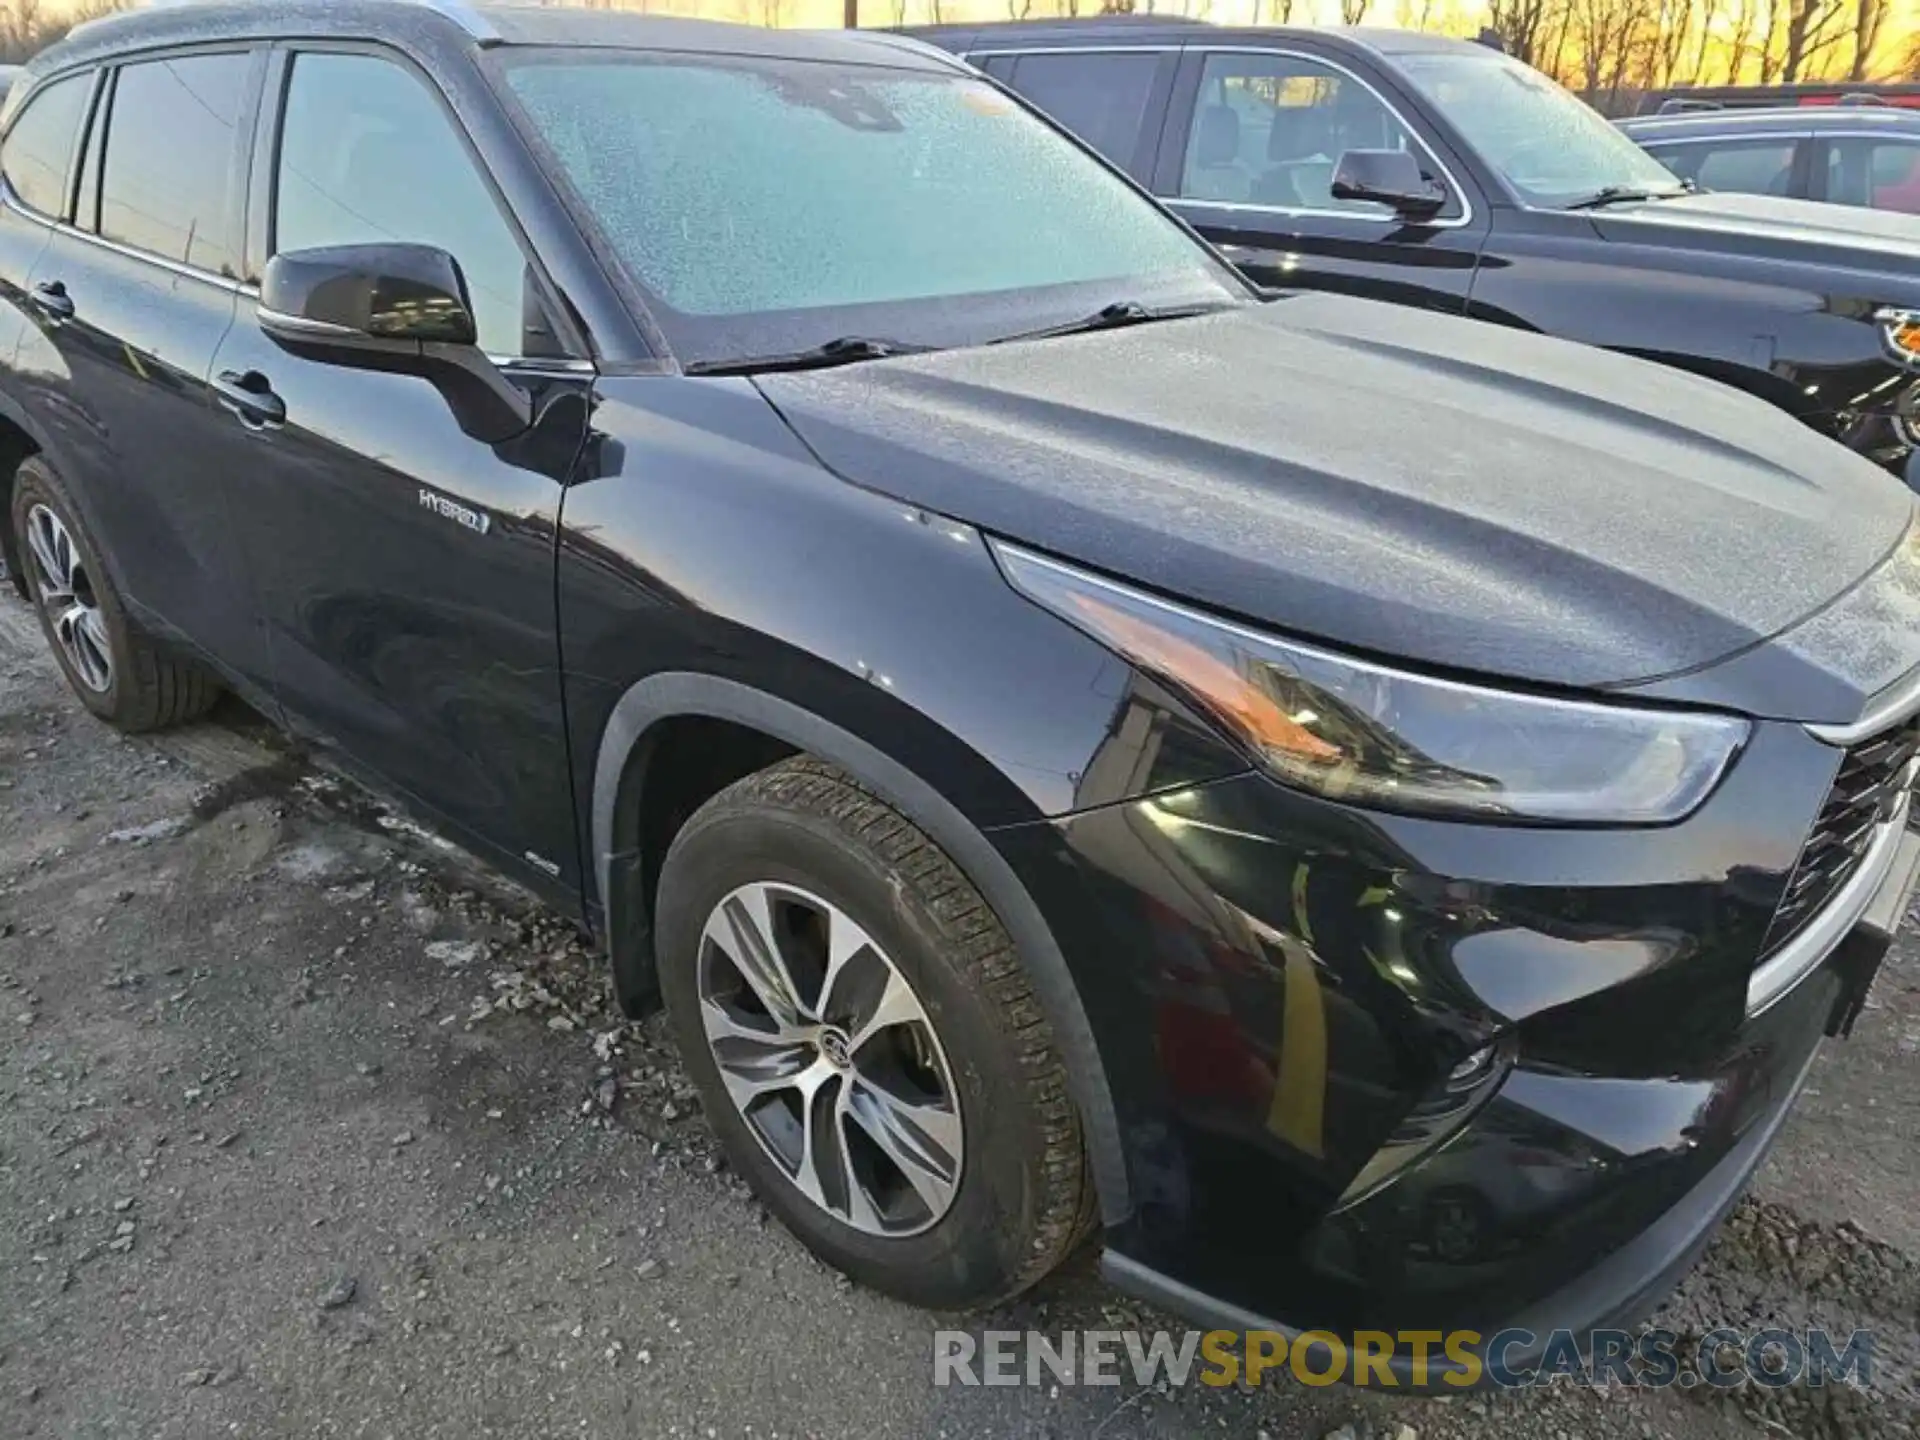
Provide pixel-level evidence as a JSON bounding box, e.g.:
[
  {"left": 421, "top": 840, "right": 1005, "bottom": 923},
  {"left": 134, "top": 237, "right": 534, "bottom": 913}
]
[
  {"left": 0, "top": 392, "right": 47, "bottom": 597},
  {"left": 590, "top": 669, "right": 1132, "bottom": 1226}
]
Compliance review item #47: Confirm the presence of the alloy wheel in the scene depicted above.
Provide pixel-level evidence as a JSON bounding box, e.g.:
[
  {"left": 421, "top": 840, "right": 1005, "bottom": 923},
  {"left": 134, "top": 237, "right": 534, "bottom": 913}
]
[
  {"left": 696, "top": 880, "right": 964, "bottom": 1237},
  {"left": 23, "top": 504, "right": 111, "bottom": 693}
]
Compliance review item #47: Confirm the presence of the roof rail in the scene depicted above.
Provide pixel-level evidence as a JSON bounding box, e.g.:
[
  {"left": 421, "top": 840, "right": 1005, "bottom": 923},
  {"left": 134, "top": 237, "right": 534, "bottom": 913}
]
[
  {"left": 1657, "top": 97, "right": 1724, "bottom": 113},
  {"left": 400, "top": 0, "right": 504, "bottom": 43},
  {"left": 1834, "top": 92, "right": 1888, "bottom": 106},
  {"left": 960, "top": 12, "right": 1209, "bottom": 22}
]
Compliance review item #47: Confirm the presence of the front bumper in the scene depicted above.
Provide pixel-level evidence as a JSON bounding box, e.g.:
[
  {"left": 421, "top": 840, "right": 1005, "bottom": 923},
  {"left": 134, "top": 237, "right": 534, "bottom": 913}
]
[
  {"left": 1102, "top": 1004, "right": 1818, "bottom": 1385},
  {"left": 996, "top": 713, "right": 1915, "bottom": 1357}
]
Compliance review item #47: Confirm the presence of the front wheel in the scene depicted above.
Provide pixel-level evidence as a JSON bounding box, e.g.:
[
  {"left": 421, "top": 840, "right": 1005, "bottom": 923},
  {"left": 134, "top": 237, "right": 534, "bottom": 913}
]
[{"left": 654, "top": 757, "right": 1091, "bottom": 1310}]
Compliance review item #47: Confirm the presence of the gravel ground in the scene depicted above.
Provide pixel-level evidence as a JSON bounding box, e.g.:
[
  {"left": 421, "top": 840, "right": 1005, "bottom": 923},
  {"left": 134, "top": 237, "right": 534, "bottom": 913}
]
[{"left": 1, "top": 584, "right": 1916, "bottom": 1440}]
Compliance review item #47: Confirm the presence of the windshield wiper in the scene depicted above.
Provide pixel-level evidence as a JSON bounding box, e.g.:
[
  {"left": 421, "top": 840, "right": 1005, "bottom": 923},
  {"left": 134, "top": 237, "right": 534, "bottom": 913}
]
[
  {"left": 683, "top": 336, "right": 930, "bottom": 377},
  {"left": 990, "top": 300, "right": 1227, "bottom": 347},
  {"left": 1562, "top": 184, "right": 1690, "bottom": 211}
]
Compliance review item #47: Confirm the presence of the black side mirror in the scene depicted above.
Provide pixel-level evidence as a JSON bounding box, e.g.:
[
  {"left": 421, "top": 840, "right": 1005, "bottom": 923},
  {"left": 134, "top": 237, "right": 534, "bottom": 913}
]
[
  {"left": 259, "top": 243, "right": 532, "bottom": 443},
  {"left": 1329, "top": 149, "right": 1447, "bottom": 219}
]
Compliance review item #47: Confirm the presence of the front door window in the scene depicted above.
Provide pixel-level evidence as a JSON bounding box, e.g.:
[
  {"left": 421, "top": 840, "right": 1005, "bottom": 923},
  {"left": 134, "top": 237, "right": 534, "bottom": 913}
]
[{"left": 1175, "top": 52, "right": 1450, "bottom": 219}]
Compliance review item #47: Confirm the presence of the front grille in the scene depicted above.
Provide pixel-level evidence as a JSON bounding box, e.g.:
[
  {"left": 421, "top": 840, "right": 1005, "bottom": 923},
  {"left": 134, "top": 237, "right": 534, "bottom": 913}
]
[{"left": 1760, "top": 720, "right": 1920, "bottom": 956}]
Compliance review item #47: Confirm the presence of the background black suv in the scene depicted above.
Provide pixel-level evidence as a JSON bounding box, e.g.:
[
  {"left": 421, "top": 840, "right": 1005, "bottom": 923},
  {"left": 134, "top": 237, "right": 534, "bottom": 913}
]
[
  {"left": 913, "top": 21, "right": 1920, "bottom": 474},
  {"left": 1, "top": 0, "right": 1917, "bottom": 1377}
]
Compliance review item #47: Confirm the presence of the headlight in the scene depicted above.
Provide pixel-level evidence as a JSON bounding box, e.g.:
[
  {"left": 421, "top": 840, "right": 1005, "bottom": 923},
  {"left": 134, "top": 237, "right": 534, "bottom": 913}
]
[
  {"left": 993, "top": 542, "right": 1748, "bottom": 825},
  {"left": 1879, "top": 308, "right": 1920, "bottom": 371}
]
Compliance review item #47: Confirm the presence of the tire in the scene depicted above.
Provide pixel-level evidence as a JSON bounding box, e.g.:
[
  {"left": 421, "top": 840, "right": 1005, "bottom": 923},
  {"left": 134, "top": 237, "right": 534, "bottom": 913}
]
[
  {"left": 655, "top": 756, "right": 1090, "bottom": 1310},
  {"left": 10, "top": 457, "right": 219, "bottom": 731}
]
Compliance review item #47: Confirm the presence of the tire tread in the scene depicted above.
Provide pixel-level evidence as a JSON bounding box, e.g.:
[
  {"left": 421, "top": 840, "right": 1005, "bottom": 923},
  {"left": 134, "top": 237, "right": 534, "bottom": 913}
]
[{"left": 683, "top": 755, "right": 1092, "bottom": 1303}]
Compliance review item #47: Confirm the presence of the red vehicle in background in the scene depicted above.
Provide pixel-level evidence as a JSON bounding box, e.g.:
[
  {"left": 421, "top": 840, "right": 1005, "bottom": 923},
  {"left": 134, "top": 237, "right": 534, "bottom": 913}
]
[{"left": 1639, "top": 81, "right": 1920, "bottom": 114}]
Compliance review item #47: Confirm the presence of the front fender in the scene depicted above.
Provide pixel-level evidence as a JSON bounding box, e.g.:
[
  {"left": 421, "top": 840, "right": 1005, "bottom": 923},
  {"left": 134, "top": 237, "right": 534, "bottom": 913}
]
[
  {"left": 560, "top": 375, "right": 1250, "bottom": 1228},
  {"left": 560, "top": 375, "right": 1242, "bottom": 842},
  {"left": 589, "top": 669, "right": 1135, "bottom": 1223}
]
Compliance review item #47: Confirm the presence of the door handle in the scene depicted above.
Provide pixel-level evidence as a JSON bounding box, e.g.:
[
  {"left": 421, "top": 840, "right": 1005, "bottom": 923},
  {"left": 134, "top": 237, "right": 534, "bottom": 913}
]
[
  {"left": 212, "top": 369, "right": 285, "bottom": 430},
  {"left": 29, "top": 280, "right": 73, "bottom": 321}
]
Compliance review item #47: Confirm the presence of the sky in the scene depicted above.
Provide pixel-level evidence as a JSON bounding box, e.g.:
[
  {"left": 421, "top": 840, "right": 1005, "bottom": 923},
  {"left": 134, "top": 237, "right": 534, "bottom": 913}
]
[{"left": 93, "top": 0, "right": 1918, "bottom": 82}]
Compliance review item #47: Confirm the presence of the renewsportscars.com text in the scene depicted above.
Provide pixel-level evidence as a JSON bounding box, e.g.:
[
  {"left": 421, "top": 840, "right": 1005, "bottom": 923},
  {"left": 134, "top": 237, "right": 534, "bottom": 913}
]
[{"left": 933, "top": 1328, "right": 1874, "bottom": 1390}]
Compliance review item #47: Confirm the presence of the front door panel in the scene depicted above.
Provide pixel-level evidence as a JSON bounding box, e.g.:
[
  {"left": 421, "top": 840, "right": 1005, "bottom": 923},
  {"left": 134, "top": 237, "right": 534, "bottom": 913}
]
[
  {"left": 207, "top": 309, "right": 588, "bottom": 891},
  {"left": 204, "top": 43, "right": 597, "bottom": 895},
  {"left": 1177, "top": 202, "right": 1485, "bottom": 312}
]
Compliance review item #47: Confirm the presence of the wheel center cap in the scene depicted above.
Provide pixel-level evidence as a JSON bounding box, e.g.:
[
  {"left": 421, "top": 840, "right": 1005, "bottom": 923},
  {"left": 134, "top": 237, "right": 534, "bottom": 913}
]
[{"left": 817, "top": 1027, "right": 852, "bottom": 1070}]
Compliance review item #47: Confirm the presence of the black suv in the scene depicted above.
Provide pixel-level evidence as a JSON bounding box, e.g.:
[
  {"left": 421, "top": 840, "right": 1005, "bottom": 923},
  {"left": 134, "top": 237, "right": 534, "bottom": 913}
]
[
  {"left": 3, "top": 0, "right": 1919, "bottom": 1372},
  {"left": 913, "top": 21, "right": 1920, "bottom": 473}
]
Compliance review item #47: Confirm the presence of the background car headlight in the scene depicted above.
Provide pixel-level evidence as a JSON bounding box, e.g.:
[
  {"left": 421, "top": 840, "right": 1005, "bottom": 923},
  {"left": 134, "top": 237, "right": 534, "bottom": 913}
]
[
  {"left": 1879, "top": 308, "right": 1920, "bottom": 371},
  {"left": 993, "top": 542, "right": 1748, "bottom": 825}
]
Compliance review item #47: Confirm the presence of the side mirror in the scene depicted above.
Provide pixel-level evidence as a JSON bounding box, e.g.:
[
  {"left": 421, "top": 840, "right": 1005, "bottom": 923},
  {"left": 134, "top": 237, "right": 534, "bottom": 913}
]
[
  {"left": 259, "top": 243, "right": 532, "bottom": 443},
  {"left": 1329, "top": 149, "right": 1447, "bottom": 219}
]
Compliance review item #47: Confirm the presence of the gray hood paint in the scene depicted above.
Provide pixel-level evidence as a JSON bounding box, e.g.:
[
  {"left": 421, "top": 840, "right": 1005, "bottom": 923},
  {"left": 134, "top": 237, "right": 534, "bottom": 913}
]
[{"left": 760, "top": 293, "right": 1914, "bottom": 702}]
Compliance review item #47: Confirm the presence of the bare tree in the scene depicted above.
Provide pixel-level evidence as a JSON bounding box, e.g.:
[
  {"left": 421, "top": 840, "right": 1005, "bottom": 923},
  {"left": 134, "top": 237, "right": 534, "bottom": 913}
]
[
  {"left": 1396, "top": 0, "right": 1440, "bottom": 27},
  {"left": 1340, "top": 0, "right": 1372, "bottom": 22},
  {"left": 1849, "top": 0, "right": 1889, "bottom": 80},
  {"left": 1757, "top": 0, "right": 1786, "bottom": 82},
  {"left": 0, "top": 0, "right": 43, "bottom": 63},
  {"left": 1650, "top": 0, "right": 1691, "bottom": 85},
  {"left": 1723, "top": 0, "right": 1761, "bottom": 81},
  {"left": 1487, "top": 0, "right": 1554, "bottom": 65},
  {"left": 1573, "top": 0, "right": 1654, "bottom": 109},
  {"left": 1680, "top": 0, "right": 1722, "bottom": 85},
  {"left": 1006, "top": 0, "right": 1036, "bottom": 17},
  {"left": 1779, "top": 0, "right": 1849, "bottom": 80},
  {"left": 0, "top": 0, "right": 127, "bottom": 63}
]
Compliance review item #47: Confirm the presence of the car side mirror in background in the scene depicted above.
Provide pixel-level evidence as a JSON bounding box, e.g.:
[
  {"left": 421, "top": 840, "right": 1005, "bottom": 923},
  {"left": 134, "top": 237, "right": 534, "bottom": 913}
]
[
  {"left": 259, "top": 243, "right": 533, "bottom": 444},
  {"left": 1330, "top": 149, "right": 1448, "bottom": 219}
]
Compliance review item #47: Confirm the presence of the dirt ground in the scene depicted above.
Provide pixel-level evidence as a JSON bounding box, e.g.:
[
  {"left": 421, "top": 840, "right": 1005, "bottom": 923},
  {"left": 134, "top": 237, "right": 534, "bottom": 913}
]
[{"left": 2, "top": 583, "right": 1916, "bottom": 1440}]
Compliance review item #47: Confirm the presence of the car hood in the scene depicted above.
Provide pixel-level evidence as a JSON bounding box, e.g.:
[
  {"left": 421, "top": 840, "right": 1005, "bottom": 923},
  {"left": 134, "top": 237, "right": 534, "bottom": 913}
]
[
  {"left": 1589, "top": 190, "right": 1920, "bottom": 276},
  {"left": 757, "top": 294, "right": 1914, "bottom": 700}
]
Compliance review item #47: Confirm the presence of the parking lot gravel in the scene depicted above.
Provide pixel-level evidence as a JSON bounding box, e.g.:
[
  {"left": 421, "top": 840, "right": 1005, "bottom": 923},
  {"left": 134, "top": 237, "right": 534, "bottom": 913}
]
[{"left": 2, "top": 584, "right": 1915, "bottom": 1440}]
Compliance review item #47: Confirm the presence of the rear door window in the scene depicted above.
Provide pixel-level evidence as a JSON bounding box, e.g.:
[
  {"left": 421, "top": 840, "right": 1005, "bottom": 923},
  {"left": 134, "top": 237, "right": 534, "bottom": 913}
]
[
  {"left": 2, "top": 72, "right": 92, "bottom": 219},
  {"left": 1822, "top": 137, "right": 1920, "bottom": 215},
  {"left": 97, "top": 53, "right": 251, "bottom": 277},
  {"left": 1005, "top": 51, "right": 1161, "bottom": 172}
]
